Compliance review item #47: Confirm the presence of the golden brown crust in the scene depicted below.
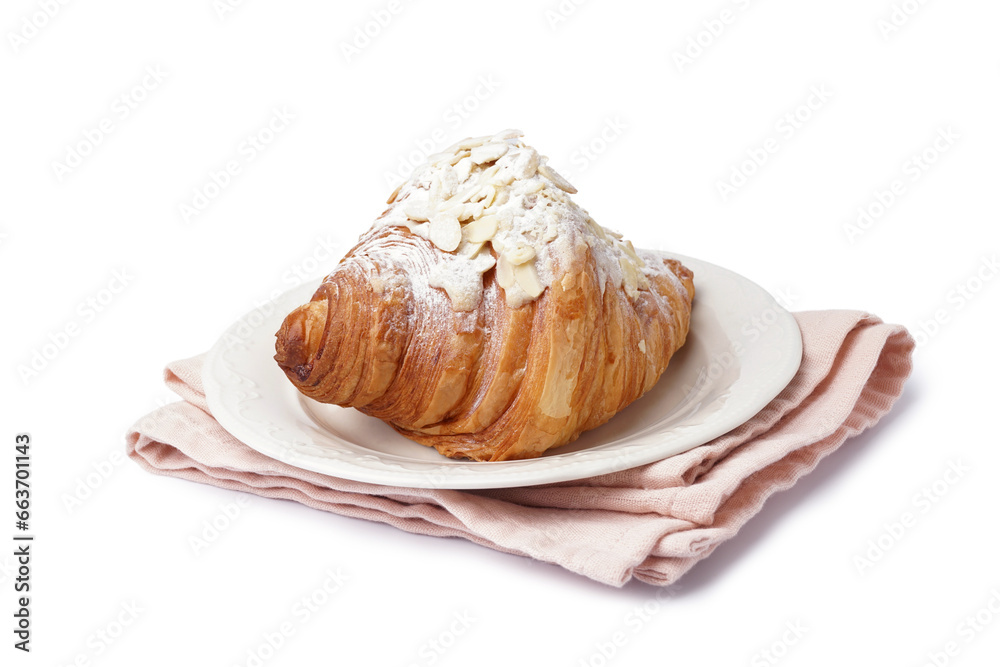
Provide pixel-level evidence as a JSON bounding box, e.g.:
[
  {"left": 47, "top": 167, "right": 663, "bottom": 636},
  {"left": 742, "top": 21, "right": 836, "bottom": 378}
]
[{"left": 275, "top": 226, "right": 694, "bottom": 461}]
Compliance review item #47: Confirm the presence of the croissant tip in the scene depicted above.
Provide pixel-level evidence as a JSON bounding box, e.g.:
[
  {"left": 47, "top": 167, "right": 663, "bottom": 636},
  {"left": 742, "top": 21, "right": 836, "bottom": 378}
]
[
  {"left": 272, "top": 349, "right": 310, "bottom": 381},
  {"left": 290, "top": 362, "right": 313, "bottom": 383},
  {"left": 273, "top": 297, "right": 331, "bottom": 386}
]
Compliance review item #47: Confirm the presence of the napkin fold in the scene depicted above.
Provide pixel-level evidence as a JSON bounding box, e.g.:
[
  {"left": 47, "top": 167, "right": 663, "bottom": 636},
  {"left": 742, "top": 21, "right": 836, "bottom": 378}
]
[{"left": 127, "top": 310, "right": 914, "bottom": 587}]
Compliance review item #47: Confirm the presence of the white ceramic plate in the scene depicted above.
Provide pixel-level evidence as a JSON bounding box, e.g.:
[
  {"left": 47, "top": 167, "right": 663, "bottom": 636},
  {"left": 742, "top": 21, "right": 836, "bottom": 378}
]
[{"left": 203, "top": 253, "right": 801, "bottom": 489}]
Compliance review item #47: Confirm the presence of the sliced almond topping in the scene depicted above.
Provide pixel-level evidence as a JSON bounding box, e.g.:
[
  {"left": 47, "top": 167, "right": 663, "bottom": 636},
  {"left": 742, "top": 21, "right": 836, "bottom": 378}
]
[
  {"left": 471, "top": 249, "right": 496, "bottom": 273},
  {"left": 522, "top": 179, "right": 545, "bottom": 195},
  {"left": 467, "top": 184, "right": 492, "bottom": 203},
  {"left": 587, "top": 217, "right": 608, "bottom": 242},
  {"left": 406, "top": 221, "right": 430, "bottom": 240},
  {"left": 495, "top": 255, "right": 515, "bottom": 289},
  {"left": 428, "top": 212, "right": 461, "bottom": 252},
  {"left": 537, "top": 163, "right": 578, "bottom": 194},
  {"left": 387, "top": 133, "right": 580, "bottom": 309},
  {"left": 513, "top": 149, "right": 540, "bottom": 179},
  {"left": 470, "top": 142, "right": 509, "bottom": 165},
  {"left": 620, "top": 257, "right": 639, "bottom": 295},
  {"left": 514, "top": 262, "right": 545, "bottom": 298},
  {"left": 454, "top": 156, "right": 473, "bottom": 183},
  {"left": 480, "top": 163, "right": 501, "bottom": 181},
  {"left": 492, "top": 164, "right": 517, "bottom": 187},
  {"left": 502, "top": 242, "right": 536, "bottom": 266},
  {"left": 620, "top": 239, "right": 642, "bottom": 264},
  {"left": 448, "top": 183, "right": 483, "bottom": 207},
  {"left": 427, "top": 151, "right": 461, "bottom": 167},
  {"left": 457, "top": 135, "right": 491, "bottom": 150},
  {"left": 387, "top": 182, "right": 403, "bottom": 205},
  {"left": 481, "top": 207, "right": 514, "bottom": 229},
  {"left": 458, "top": 239, "right": 486, "bottom": 258},
  {"left": 491, "top": 187, "right": 511, "bottom": 209},
  {"left": 463, "top": 214, "right": 499, "bottom": 243},
  {"left": 428, "top": 172, "right": 444, "bottom": 201},
  {"left": 404, "top": 201, "right": 431, "bottom": 222},
  {"left": 455, "top": 202, "right": 483, "bottom": 222},
  {"left": 491, "top": 128, "right": 524, "bottom": 142},
  {"left": 437, "top": 166, "right": 459, "bottom": 198},
  {"left": 543, "top": 224, "right": 558, "bottom": 242},
  {"left": 477, "top": 185, "right": 497, "bottom": 209}
]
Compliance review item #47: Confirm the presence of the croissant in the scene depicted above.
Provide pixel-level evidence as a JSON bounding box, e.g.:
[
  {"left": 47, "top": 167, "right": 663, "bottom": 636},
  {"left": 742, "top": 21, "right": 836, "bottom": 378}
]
[{"left": 274, "top": 130, "right": 694, "bottom": 462}]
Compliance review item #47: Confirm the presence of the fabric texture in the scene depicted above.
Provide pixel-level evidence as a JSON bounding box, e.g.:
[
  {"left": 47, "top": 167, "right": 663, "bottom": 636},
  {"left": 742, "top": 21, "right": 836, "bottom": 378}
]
[{"left": 127, "top": 310, "right": 914, "bottom": 587}]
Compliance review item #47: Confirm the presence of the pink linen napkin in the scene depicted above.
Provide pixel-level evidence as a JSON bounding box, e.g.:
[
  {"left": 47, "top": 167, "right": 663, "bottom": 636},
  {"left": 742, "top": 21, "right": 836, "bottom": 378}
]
[{"left": 127, "top": 310, "right": 914, "bottom": 587}]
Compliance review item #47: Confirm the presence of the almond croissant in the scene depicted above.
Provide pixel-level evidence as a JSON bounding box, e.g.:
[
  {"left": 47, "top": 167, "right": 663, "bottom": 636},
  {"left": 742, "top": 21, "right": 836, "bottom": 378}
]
[{"left": 275, "top": 130, "right": 694, "bottom": 461}]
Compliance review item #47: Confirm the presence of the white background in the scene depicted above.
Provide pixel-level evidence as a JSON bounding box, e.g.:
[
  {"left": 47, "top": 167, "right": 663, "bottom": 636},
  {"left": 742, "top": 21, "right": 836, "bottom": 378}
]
[{"left": 2, "top": 0, "right": 999, "bottom": 665}]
